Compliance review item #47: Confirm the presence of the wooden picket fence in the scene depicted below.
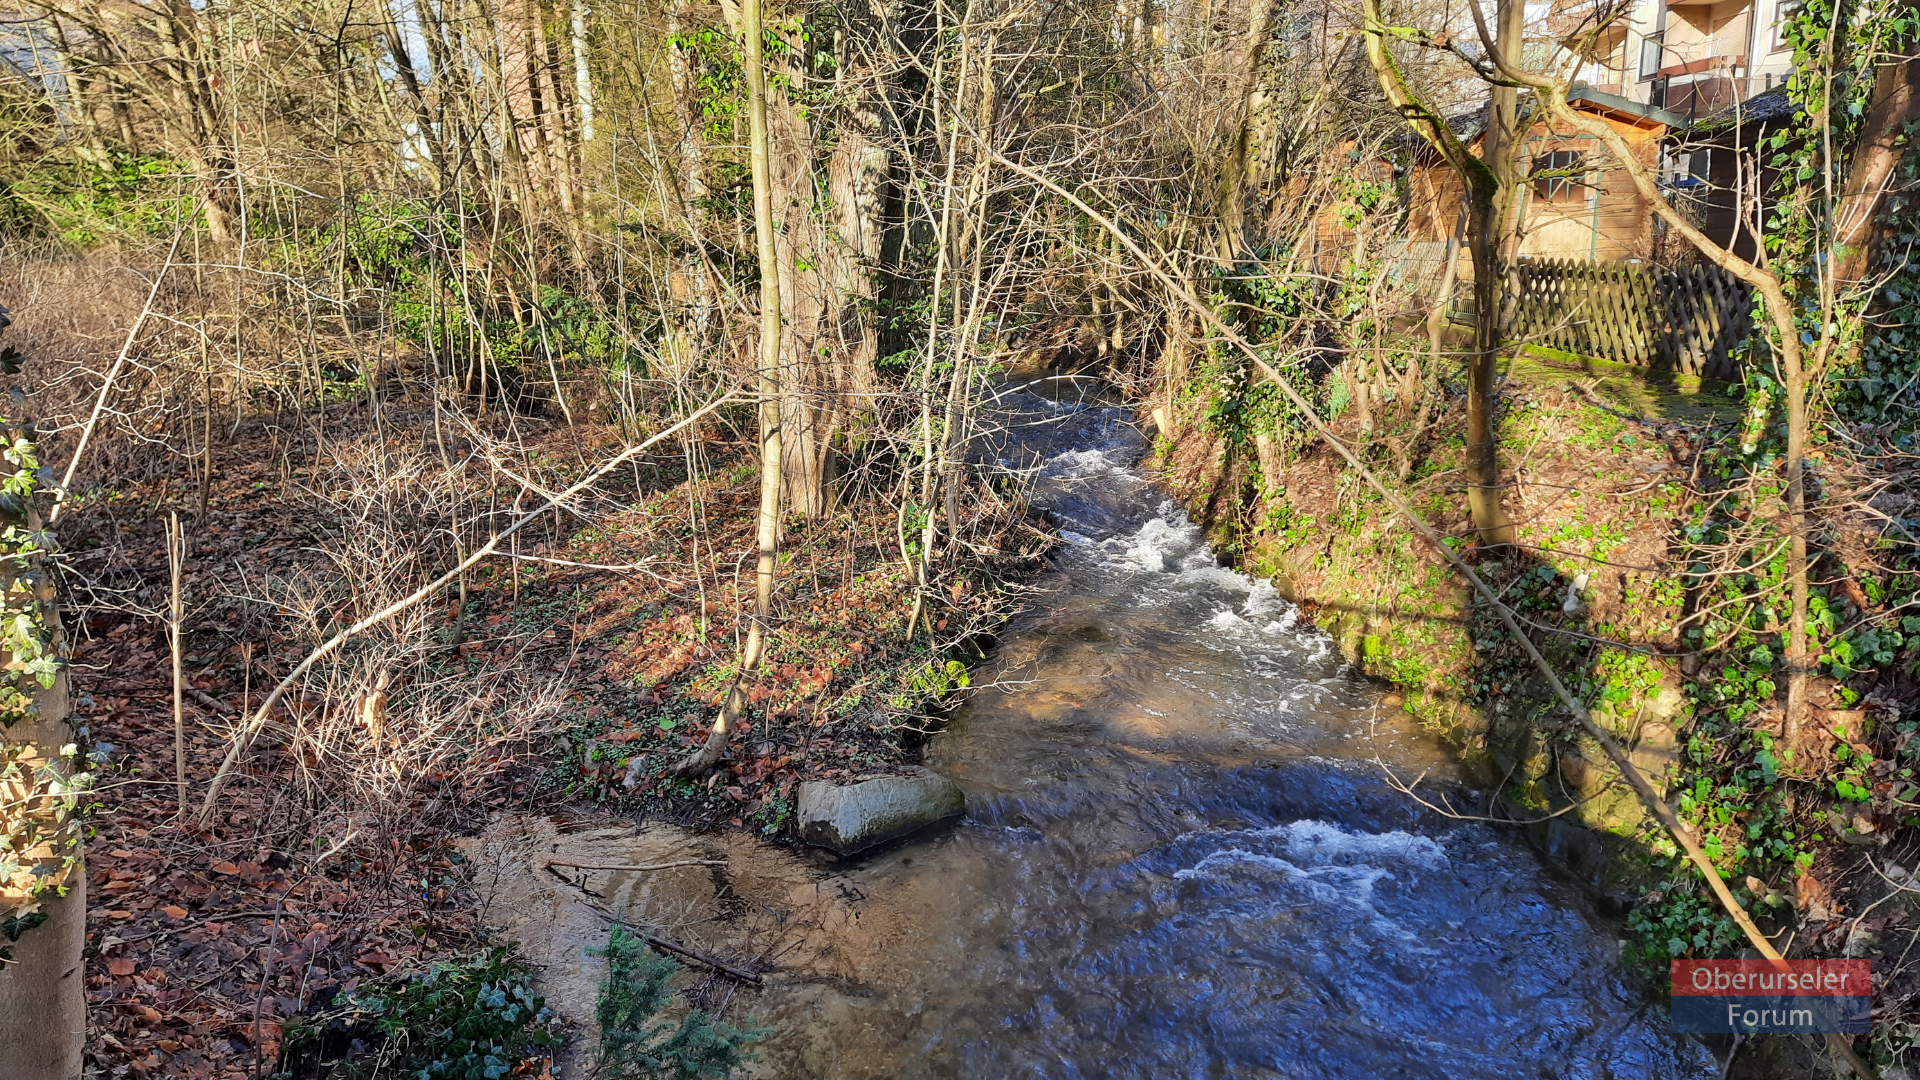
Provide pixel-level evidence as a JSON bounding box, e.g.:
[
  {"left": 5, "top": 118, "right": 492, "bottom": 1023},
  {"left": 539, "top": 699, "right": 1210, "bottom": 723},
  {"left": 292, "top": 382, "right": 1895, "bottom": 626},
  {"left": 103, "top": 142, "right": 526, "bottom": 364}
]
[{"left": 1498, "top": 258, "right": 1752, "bottom": 380}]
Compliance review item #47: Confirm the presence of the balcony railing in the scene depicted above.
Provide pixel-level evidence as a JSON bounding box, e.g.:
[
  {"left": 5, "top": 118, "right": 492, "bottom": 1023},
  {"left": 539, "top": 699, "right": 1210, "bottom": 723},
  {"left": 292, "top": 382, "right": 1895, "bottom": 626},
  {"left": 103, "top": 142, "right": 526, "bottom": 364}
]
[
  {"left": 1652, "top": 71, "right": 1747, "bottom": 120},
  {"left": 1638, "top": 37, "right": 1781, "bottom": 122}
]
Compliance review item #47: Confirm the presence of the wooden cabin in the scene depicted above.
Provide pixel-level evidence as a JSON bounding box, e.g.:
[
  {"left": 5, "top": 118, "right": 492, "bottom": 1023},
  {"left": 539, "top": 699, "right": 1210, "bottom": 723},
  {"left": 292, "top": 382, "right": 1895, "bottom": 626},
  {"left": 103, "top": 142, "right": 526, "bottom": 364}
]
[{"left": 1403, "top": 87, "right": 1689, "bottom": 264}]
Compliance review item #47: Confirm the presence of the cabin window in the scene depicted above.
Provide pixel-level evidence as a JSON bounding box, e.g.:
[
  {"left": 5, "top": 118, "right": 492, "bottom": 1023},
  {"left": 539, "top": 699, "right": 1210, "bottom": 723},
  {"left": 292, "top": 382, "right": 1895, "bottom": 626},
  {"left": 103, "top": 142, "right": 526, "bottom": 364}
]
[{"left": 1532, "top": 150, "right": 1589, "bottom": 203}]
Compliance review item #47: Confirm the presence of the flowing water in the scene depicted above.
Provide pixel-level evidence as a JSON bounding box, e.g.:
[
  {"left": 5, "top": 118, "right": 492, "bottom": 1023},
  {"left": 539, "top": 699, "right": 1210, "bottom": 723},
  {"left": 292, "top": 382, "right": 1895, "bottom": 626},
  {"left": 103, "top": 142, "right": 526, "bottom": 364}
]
[
  {"left": 765, "top": 379, "right": 1719, "bottom": 1079},
  {"left": 481, "top": 380, "right": 1722, "bottom": 1078}
]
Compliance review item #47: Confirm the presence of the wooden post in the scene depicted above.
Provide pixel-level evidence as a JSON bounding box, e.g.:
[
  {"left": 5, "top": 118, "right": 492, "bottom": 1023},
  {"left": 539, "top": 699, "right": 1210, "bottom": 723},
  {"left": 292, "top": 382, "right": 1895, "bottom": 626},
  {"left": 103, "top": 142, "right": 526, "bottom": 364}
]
[{"left": 168, "top": 511, "right": 187, "bottom": 818}]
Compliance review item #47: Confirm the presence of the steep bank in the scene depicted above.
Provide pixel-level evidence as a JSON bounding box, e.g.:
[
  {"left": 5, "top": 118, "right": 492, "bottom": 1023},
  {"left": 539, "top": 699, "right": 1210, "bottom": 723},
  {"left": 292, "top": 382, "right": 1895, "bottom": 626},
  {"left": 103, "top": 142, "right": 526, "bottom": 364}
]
[
  {"left": 1155, "top": 359, "right": 1720, "bottom": 886},
  {"left": 1151, "top": 349, "right": 1920, "bottom": 1071}
]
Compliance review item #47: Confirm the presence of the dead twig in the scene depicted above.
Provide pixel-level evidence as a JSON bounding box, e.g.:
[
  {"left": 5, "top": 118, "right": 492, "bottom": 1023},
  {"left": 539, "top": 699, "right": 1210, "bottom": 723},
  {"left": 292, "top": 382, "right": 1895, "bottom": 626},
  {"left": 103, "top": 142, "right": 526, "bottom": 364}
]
[
  {"left": 564, "top": 889, "right": 764, "bottom": 985},
  {"left": 1379, "top": 761, "right": 1624, "bottom": 824},
  {"left": 51, "top": 224, "right": 189, "bottom": 525}
]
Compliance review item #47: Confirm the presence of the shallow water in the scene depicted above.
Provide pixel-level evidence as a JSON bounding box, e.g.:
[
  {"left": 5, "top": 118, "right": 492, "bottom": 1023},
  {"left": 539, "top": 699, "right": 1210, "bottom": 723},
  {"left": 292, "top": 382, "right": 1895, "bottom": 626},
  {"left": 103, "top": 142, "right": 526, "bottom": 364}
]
[{"left": 765, "top": 380, "right": 1718, "bottom": 1078}]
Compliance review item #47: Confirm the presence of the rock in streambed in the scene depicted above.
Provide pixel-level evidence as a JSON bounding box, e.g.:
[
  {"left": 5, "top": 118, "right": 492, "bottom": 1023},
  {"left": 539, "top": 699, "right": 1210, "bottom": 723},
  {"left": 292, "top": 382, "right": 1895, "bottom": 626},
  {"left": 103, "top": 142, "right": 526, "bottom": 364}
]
[{"left": 796, "top": 767, "right": 966, "bottom": 854}]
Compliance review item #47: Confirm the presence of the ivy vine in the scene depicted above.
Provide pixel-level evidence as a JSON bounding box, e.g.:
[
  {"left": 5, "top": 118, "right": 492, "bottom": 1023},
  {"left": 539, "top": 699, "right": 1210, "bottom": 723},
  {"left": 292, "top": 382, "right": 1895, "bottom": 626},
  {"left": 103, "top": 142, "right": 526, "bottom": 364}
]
[{"left": 0, "top": 336, "right": 85, "bottom": 953}]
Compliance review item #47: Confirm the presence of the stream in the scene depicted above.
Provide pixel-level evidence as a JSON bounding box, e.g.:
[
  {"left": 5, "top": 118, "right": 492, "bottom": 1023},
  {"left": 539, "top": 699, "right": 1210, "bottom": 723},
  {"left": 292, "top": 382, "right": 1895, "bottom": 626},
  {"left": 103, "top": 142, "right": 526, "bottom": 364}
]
[
  {"left": 786, "top": 380, "right": 1719, "bottom": 1078},
  {"left": 486, "top": 380, "right": 1724, "bottom": 1078}
]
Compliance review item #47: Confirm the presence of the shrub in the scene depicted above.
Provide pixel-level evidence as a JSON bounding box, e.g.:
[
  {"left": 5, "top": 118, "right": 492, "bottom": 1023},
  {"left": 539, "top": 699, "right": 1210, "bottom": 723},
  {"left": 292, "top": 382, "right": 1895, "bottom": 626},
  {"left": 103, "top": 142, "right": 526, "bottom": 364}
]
[
  {"left": 591, "top": 925, "right": 765, "bottom": 1079},
  {"left": 277, "top": 949, "right": 557, "bottom": 1079}
]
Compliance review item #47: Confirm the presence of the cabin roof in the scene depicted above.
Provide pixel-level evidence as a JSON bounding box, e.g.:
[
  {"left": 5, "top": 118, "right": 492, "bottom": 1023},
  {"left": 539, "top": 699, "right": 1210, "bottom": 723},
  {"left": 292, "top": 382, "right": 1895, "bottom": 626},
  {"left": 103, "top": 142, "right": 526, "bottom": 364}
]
[
  {"left": 1565, "top": 85, "right": 1690, "bottom": 131},
  {"left": 1427, "top": 86, "right": 1681, "bottom": 154}
]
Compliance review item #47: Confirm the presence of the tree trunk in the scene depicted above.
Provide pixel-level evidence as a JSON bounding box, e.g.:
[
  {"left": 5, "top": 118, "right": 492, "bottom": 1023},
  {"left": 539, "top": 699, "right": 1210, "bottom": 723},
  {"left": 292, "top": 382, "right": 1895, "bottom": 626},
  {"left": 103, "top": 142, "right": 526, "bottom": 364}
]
[
  {"left": 738, "top": 15, "right": 888, "bottom": 520},
  {"left": 152, "top": 0, "right": 236, "bottom": 244},
  {"left": 765, "top": 80, "right": 836, "bottom": 518},
  {"left": 1783, "top": 338, "right": 1810, "bottom": 750},
  {"left": 675, "top": 0, "right": 781, "bottom": 776},
  {"left": 1834, "top": 27, "right": 1920, "bottom": 284},
  {"left": 827, "top": 79, "right": 892, "bottom": 400},
  {"left": 1462, "top": 192, "right": 1512, "bottom": 544},
  {"left": 1361, "top": 0, "right": 1513, "bottom": 544},
  {"left": 662, "top": 0, "right": 715, "bottom": 375},
  {"left": 1462, "top": 0, "right": 1522, "bottom": 545},
  {"left": 1487, "top": 0, "right": 1528, "bottom": 257},
  {"left": 569, "top": 0, "right": 596, "bottom": 142},
  {"left": 381, "top": 0, "right": 451, "bottom": 185},
  {"left": 1215, "top": 0, "right": 1278, "bottom": 259},
  {"left": 0, "top": 667, "right": 82, "bottom": 1080},
  {"left": 1426, "top": 207, "right": 1465, "bottom": 363}
]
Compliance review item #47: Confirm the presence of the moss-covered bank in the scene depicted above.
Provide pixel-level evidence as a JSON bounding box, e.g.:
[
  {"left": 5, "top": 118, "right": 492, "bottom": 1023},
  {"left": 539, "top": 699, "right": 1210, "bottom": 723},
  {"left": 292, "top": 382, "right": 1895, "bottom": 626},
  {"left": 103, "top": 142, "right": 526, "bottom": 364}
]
[
  {"left": 1150, "top": 339, "right": 1920, "bottom": 1070},
  {"left": 1152, "top": 356, "right": 1722, "bottom": 895}
]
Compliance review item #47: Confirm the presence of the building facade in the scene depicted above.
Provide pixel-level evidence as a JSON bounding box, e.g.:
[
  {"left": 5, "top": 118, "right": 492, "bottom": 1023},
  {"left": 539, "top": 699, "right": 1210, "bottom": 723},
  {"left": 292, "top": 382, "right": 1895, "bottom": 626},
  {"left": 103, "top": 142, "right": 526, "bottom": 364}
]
[{"left": 1573, "top": 0, "right": 1801, "bottom": 123}]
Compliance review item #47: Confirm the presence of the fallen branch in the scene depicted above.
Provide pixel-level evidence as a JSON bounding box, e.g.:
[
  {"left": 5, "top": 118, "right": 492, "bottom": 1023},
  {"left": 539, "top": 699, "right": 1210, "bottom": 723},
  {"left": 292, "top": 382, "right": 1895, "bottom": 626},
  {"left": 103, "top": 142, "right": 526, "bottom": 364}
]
[
  {"left": 502, "top": 552, "right": 685, "bottom": 582},
  {"left": 618, "top": 925, "right": 762, "bottom": 986},
  {"left": 1565, "top": 379, "right": 1653, "bottom": 426},
  {"left": 187, "top": 688, "right": 236, "bottom": 716},
  {"left": 1379, "top": 761, "right": 1624, "bottom": 825},
  {"left": 543, "top": 859, "right": 725, "bottom": 873},
  {"left": 193, "top": 387, "right": 740, "bottom": 826},
  {"left": 565, "top": 890, "right": 764, "bottom": 985}
]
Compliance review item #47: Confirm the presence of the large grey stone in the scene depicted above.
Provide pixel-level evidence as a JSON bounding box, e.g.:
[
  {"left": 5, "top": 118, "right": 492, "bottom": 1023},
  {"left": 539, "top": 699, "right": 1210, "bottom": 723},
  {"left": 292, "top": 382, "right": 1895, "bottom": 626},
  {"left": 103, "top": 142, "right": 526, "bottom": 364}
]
[{"left": 795, "top": 767, "right": 966, "bottom": 854}]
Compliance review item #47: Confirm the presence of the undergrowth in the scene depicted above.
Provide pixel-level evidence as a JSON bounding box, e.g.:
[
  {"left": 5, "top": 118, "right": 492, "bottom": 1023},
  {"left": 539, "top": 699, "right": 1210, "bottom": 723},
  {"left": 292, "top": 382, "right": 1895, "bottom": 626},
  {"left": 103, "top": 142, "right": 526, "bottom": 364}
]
[
  {"left": 591, "top": 926, "right": 765, "bottom": 1080},
  {"left": 276, "top": 949, "right": 558, "bottom": 1080}
]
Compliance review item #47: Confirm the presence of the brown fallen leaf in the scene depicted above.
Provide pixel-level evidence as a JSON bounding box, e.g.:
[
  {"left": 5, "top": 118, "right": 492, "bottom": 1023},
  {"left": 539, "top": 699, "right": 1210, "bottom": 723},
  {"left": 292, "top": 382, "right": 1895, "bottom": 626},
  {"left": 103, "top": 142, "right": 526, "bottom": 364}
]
[
  {"left": 1840, "top": 577, "right": 1873, "bottom": 612},
  {"left": 135, "top": 1004, "right": 162, "bottom": 1024},
  {"left": 209, "top": 861, "right": 242, "bottom": 876},
  {"left": 108, "top": 958, "right": 137, "bottom": 976},
  {"left": 162, "top": 905, "right": 188, "bottom": 919},
  {"left": 1798, "top": 871, "right": 1837, "bottom": 921},
  {"left": 106, "top": 910, "right": 134, "bottom": 920}
]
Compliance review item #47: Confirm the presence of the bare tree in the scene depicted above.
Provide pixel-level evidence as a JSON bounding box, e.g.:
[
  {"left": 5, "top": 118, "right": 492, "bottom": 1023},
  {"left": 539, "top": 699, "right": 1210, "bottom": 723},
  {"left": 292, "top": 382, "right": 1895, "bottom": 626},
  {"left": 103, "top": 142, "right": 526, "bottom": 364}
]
[
  {"left": 1360, "top": 0, "right": 1519, "bottom": 545},
  {"left": 674, "top": 0, "right": 782, "bottom": 776}
]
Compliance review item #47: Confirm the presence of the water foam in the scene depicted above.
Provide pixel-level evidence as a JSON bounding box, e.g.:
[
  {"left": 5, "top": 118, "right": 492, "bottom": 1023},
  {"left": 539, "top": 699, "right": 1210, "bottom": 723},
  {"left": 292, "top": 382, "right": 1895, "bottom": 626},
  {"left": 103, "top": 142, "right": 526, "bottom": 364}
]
[
  {"left": 1121, "top": 516, "right": 1196, "bottom": 572},
  {"left": 1178, "top": 564, "right": 1248, "bottom": 591},
  {"left": 1172, "top": 820, "right": 1445, "bottom": 942},
  {"left": 1243, "top": 580, "right": 1287, "bottom": 618},
  {"left": 1040, "top": 447, "right": 1121, "bottom": 482},
  {"left": 1175, "top": 848, "right": 1399, "bottom": 911},
  {"left": 1268, "top": 818, "right": 1446, "bottom": 869},
  {"left": 1207, "top": 609, "right": 1252, "bottom": 632}
]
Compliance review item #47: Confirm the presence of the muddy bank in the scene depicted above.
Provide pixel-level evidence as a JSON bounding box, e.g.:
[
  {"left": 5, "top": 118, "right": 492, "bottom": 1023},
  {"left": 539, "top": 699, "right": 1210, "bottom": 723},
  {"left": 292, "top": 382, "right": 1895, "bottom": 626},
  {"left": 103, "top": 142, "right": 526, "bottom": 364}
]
[
  {"left": 467, "top": 811, "right": 1003, "bottom": 1079},
  {"left": 63, "top": 387, "right": 1045, "bottom": 1079}
]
